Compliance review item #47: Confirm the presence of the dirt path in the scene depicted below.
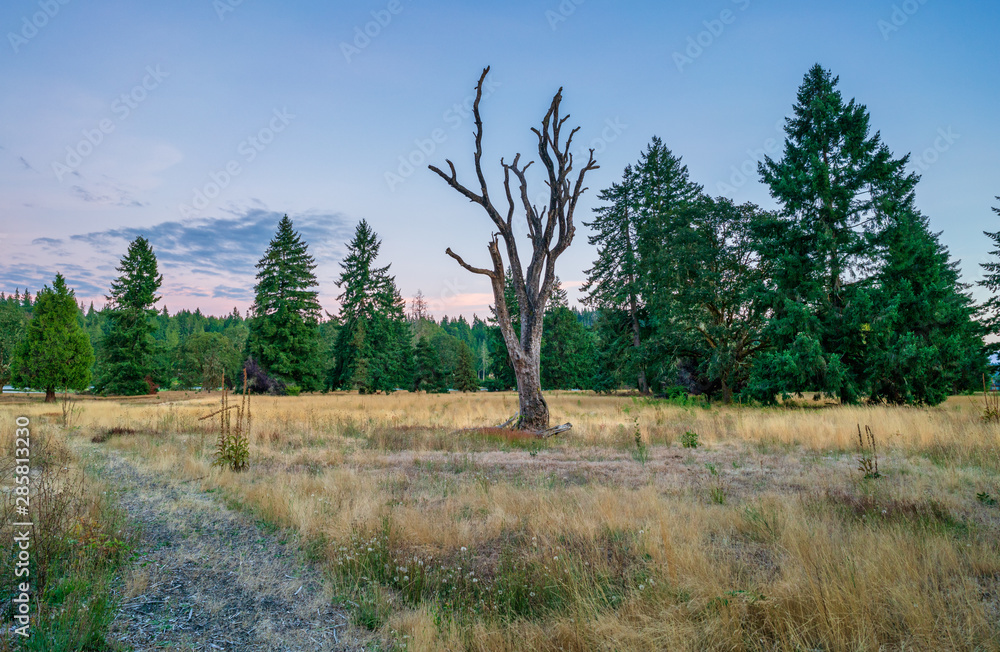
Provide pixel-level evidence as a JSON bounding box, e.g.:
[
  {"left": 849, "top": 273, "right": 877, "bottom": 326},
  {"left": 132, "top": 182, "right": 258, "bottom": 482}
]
[{"left": 82, "top": 447, "right": 369, "bottom": 652}]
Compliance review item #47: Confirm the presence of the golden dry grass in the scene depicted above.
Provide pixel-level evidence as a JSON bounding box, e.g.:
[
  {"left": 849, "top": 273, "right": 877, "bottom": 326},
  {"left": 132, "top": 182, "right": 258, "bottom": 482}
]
[{"left": 2, "top": 390, "right": 999, "bottom": 651}]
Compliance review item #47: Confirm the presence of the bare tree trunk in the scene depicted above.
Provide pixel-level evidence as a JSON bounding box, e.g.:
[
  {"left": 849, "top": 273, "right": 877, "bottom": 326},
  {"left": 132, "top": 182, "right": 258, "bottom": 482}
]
[
  {"left": 45, "top": 387, "right": 56, "bottom": 403},
  {"left": 430, "top": 67, "right": 597, "bottom": 431}
]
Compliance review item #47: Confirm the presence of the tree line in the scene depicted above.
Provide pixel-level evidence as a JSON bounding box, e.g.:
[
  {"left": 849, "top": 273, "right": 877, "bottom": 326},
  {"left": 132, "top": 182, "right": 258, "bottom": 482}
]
[
  {"left": 0, "top": 216, "right": 597, "bottom": 399},
  {"left": 1, "top": 64, "right": 995, "bottom": 405}
]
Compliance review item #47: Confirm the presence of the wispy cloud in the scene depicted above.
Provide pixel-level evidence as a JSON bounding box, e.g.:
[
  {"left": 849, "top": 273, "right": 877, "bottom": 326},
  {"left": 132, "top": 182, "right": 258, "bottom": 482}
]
[
  {"left": 66, "top": 208, "right": 350, "bottom": 276},
  {"left": 2, "top": 208, "right": 352, "bottom": 313}
]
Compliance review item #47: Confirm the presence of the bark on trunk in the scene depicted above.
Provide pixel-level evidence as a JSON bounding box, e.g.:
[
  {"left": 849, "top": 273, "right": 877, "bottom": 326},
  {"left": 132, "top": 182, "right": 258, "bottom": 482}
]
[
  {"left": 430, "top": 66, "right": 597, "bottom": 432},
  {"left": 44, "top": 388, "right": 56, "bottom": 403},
  {"left": 515, "top": 364, "right": 549, "bottom": 431}
]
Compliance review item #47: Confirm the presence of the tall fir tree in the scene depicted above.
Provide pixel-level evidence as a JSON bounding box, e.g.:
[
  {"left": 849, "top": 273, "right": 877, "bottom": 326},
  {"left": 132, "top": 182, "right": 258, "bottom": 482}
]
[
  {"left": 749, "top": 64, "right": 919, "bottom": 404},
  {"left": 584, "top": 137, "right": 703, "bottom": 393},
  {"left": 866, "top": 210, "right": 984, "bottom": 404},
  {"left": 11, "top": 274, "right": 94, "bottom": 402},
  {"left": 0, "top": 296, "right": 28, "bottom": 393},
  {"left": 978, "top": 197, "right": 1000, "bottom": 360},
  {"left": 453, "top": 341, "right": 480, "bottom": 392},
  {"left": 247, "top": 215, "right": 324, "bottom": 391},
  {"left": 95, "top": 236, "right": 163, "bottom": 396},
  {"left": 330, "top": 220, "right": 413, "bottom": 393},
  {"left": 583, "top": 165, "right": 647, "bottom": 390},
  {"left": 412, "top": 337, "right": 447, "bottom": 393}
]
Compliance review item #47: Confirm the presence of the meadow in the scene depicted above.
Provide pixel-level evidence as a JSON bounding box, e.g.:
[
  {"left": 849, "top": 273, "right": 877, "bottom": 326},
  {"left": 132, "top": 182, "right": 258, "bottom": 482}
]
[{"left": 2, "top": 390, "right": 1000, "bottom": 651}]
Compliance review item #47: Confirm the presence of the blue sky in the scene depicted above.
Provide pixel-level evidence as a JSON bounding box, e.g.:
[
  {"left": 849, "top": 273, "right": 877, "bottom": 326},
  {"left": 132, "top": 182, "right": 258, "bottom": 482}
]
[{"left": 1, "top": 0, "right": 998, "bottom": 318}]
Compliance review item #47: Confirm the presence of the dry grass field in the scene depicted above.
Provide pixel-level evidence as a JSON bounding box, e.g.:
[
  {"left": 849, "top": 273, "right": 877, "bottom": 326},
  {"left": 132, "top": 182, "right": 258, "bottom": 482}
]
[{"left": 3, "top": 391, "right": 1000, "bottom": 651}]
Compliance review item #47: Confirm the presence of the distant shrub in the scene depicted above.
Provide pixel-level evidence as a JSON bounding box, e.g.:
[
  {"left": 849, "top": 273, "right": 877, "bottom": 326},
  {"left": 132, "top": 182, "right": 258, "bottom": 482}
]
[
  {"left": 285, "top": 385, "right": 301, "bottom": 397},
  {"left": 241, "top": 357, "right": 286, "bottom": 396}
]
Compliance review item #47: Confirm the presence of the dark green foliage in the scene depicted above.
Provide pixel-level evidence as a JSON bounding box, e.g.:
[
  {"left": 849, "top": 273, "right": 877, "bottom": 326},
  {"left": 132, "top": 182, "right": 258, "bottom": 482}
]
[
  {"left": 584, "top": 138, "right": 702, "bottom": 393},
  {"left": 579, "top": 65, "right": 983, "bottom": 405},
  {"left": 247, "top": 215, "right": 323, "bottom": 391},
  {"left": 453, "top": 341, "right": 480, "bottom": 392},
  {"left": 0, "top": 293, "right": 28, "bottom": 391},
  {"left": 645, "top": 196, "right": 772, "bottom": 402},
  {"left": 413, "top": 337, "right": 447, "bottom": 393},
  {"left": 177, "top": 331, "right": 243, "bottom": 390},
  {"left": 865, "top": 211, "right": 984, "bottom": 404},
  {"left": 978, "top": 197, "right": 1000, "bottom": 358},
  {"left": 11, "top": 274, "right": 94, "bottom": 400},
  {"left": 94, "top": 236, "right": 163, "bottom": 396},
  {"left": 750, "top": 64, "right": 921, "bottom": 404},
  {"left": 329, "top": 220, "right": 413, "bottom": 393},
  {"left": 541, "top": 304, "right": 596, "bottom": 390}
]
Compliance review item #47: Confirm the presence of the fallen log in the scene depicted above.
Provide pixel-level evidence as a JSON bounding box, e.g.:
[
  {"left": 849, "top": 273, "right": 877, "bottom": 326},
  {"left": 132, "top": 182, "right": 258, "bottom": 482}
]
[{"left": 538, "top": 423, "right": 572, "bottom": 439}]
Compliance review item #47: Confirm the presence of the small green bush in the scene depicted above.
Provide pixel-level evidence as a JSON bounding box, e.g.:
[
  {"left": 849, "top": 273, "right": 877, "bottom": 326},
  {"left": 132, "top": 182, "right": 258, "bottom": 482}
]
[{"left": 681, "top": 431, "right": 700, "bottom": 448}]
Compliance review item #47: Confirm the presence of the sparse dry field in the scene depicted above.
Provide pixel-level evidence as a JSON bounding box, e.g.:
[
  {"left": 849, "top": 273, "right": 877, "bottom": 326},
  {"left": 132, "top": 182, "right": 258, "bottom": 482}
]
[{"left": 3, "top": 391, "right": 1000, "bottom": 651}]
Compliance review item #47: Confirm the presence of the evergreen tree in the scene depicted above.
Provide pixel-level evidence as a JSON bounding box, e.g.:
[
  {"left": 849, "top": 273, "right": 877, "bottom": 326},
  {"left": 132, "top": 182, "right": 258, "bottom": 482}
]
[
  {"left": 413, "top": 337, "right": 447, "bottom": 393},
  {"left": 11, "top": 274, "right": 94, "bottom": 402},
  {"left": 247, "top": 215, "right": 323, "bottom": 391},
  {"left": 541, "top": 304, "right": 596, "bottom": 390},
  {"left": 978, "top": 197, "right": 1000, "bottom": 358},
  {"left": 95, "top": 236, "right": 163, "bottom": 395},
  {"left": 749, "top": 64, "right": 919, "bottom": 404},
  {"left": 453, "top": 341, "right": 480, "bottom": 392},
  {"left": 0, "top": 296, "right": 27, "bottom": 392},
  {"left": 866, "top": 210, "right": 984, "bottom": 404},
  {"left": 178, "top": 332, "right": 242, "bottom": 390},
  {"left": 584, "top": 137, "right": 703, "bottom": 393},
  {"left": 647, "top": 197, "right": 773, "bottom": 401},
  {"left": 330, "top": 220, "right": 413, "bottom": 393}
]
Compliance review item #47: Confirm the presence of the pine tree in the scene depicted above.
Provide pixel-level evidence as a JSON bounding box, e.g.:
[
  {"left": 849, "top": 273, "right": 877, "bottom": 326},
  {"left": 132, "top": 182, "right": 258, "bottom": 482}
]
[
  {"left": 866, "top": 211, "right": 984, "bottom": 404},
  {"left": 0, "top": 296, "right": 27, "bottom": 393},
  {"left": 749, "top": 64, "right": 919, "bottom": 404},
  {"left": 95, "top": 236, "right": 163, "bottom": 396},
  {"left": 584, "top": 137, "right": 703, "bottom": 393},
  {"left": 247, "top": 215, "right": 323, "bottom": 391},
  {"left": 11, "top": 274, "right": 94, "bottom": 402},
  {"left": 978, "top": 197, "right": 1000, "bottom": 357},
  {"left": 541, "top": 304, "right": 596, "bottom": 390},
  {"left": 330, "top": 220, "right": 413, "bottom": 393},
  {"left": 453, "top": 341, "right": 480, "bottom": 392},
  {"left": 413, "top": 337, "right": 447, "bottom": 393}
]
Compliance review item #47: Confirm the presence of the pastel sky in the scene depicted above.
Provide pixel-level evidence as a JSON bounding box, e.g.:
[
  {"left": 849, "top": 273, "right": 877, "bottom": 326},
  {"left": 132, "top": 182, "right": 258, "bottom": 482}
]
[{"left": 1, "top": 0, "right": 998, "bottom": 319}]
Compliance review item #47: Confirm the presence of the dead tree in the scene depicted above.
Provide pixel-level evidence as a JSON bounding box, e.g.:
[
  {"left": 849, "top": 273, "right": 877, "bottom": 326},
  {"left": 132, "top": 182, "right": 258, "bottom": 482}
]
[{"left": 429, "top": 67, "right": 598, "bottom": 431}]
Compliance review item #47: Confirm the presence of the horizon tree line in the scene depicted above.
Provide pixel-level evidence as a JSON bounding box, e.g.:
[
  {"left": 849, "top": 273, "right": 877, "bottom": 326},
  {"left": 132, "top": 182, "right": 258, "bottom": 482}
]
[{"left": 1, "top": 64, "right": 996, "bottom": 407}]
